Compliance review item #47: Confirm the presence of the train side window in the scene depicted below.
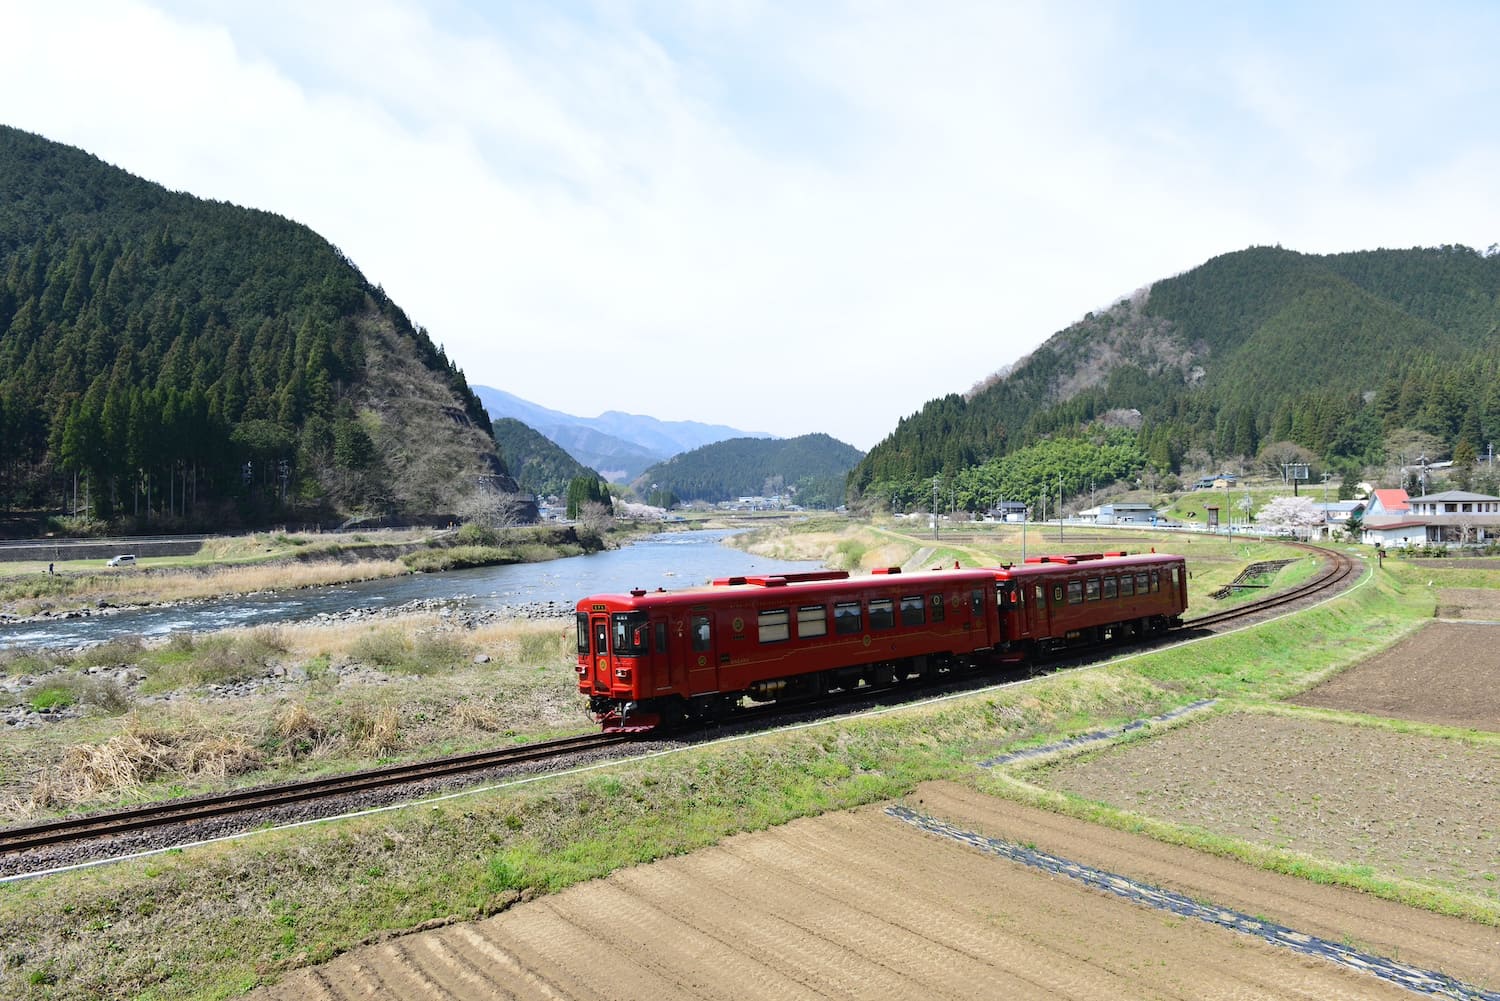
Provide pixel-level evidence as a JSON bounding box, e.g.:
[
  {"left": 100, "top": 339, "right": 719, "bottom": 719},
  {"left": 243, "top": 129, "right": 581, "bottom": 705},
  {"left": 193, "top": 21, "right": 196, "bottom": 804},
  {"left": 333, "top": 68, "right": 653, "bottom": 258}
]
[
  {"left": 797, "top": 604, "right": 828, "bottom": 638},
  {"left": 654, "top": 622, "right": 667, "bottom": 653},
  {"left": 1103, "top": 576, "right": 1117, "bottom": 599},
  {"left": 691, "top": 614, "right": 712, "bottom": 652},
  {"left": 971, "top": 589, "right": 984, "bottom": 617},
  {"left": 575, "top": 613, "right": 590, "bottom": 655},
  {"left": 1085, "top": 578, "right": 1100, "bottom": 601},
  {"left": 869, "top": 598, "right": 895, "bottom": 630},
  {"left": 1120, "top": 574, "right": 1135, "bottom": 597},
  {"left": 1171, "top": 566, "right": 1181, "bottom": 586},
  {"left": 1150, "top": 571, "right": 1160, "bottom": 592},
  {"left": 1034, "top": 584, "right": 1045, "bottom": 605},
  {"left": 900, "top": 595, "right": 925, "bottom": 626},
  {"left": 1135, "top": 572, "right": 1149, "bottom": 593},
  {"left": 758, "top": 608, "right": 790, "bottom": 643},
  {"left": 834, "top": 601, "right": 862, "bottom": 635},
  {"left": 930, "top": 593, "right": 945, "bottom": 622},
  {"left": 1067, "top": 580, "right": 1083, "bottom": 604},
  {"left": 613, "top": 612, "right": 649, "bottom": 655}
]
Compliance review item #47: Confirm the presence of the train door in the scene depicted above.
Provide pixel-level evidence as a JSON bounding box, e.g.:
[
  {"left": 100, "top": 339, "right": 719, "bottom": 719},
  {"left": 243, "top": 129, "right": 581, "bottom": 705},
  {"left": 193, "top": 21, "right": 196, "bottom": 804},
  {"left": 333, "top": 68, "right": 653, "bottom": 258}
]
[
  {"left": 653, "top": 620, "right": 676, "bottom": 692},
  {"left": 687, "top": 610, "right": 718, "bottom": 694},
  {"left": 589, "top": 614, "right": 611, "bottom": 692}
]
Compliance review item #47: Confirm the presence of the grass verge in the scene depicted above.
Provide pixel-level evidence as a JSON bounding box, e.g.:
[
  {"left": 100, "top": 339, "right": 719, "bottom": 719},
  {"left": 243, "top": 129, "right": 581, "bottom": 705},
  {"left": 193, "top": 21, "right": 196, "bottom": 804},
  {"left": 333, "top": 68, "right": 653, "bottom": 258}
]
[{"left": 0, "top": 553, "right": 1452, "bottom": 1000}]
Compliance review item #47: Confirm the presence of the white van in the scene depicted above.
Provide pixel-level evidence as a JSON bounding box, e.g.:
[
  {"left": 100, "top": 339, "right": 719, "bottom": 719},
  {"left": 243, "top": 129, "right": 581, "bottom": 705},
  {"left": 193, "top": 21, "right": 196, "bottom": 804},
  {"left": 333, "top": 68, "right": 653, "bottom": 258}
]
[{"left": 106, "top": 554, "right": 136, "bottom": 567}]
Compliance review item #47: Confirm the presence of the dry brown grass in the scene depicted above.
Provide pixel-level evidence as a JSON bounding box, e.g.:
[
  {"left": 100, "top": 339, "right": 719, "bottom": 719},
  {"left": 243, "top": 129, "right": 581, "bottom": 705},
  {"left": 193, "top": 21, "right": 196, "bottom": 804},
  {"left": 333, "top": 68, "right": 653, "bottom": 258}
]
[
  {"left": 453, "top": 700, "right": 505, "bottom": 732},
  {"left": 348, "top": 705, "right": 402, "bottom": 756},
  {"left": 20, "top": 717, "right": 261, "bottom": 810}
]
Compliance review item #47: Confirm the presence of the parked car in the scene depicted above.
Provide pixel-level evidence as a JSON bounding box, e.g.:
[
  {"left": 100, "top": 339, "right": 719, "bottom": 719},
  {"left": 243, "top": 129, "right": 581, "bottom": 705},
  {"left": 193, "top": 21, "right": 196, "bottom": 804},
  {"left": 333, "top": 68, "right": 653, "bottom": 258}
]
[{"left": 106, "top": 554, "right": 136, "bottom": 567}]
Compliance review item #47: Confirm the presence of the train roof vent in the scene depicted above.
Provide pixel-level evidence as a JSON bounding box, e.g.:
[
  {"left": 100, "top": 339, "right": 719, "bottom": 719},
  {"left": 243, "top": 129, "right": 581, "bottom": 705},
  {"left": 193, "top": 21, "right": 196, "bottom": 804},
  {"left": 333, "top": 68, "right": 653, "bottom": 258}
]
[
  {"left": 1028, "top": 555, "right": 1078, "bottom": 564},
  {"left": 871, "top": 567, "right": 902, "bottom": 575},
  {"left": 711, "top": 570, "right": 850, "bottom": 588},
  {"left": 630, "top": 588, "right": 647, "bottom": 597}
]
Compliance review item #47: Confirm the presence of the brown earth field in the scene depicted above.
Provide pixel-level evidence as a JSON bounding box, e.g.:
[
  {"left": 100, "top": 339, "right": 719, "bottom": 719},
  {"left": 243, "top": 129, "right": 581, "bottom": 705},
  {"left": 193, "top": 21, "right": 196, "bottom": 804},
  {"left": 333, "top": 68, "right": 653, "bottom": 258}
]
[
  {"left": 249, "top": 782, "right": 1500, "bottom": 1001},
  {"left": 1032, "top": 710, "right": 1500, "bottom": 903},
  {"left": 1435, "top": 587, "right": 1500, "bottom": 621},
  {"left": 1290, "top": 619, "right": 1500, "bottom": 730}
]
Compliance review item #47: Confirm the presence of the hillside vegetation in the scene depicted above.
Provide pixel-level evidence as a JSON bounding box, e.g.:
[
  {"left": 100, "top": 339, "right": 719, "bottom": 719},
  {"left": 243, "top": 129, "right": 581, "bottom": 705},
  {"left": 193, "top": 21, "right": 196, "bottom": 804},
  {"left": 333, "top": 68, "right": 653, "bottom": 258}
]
[
  {"left": 0, "top": 126, "right": 522, "bottom": 531},
  {"left": 637, "top": 433, "right": 863, "bottom": 507},
  {"left": 852, "top": 245, "right": 1500, "bottom": 511},
  {"left": 491, "top": 417, "right": 600, "bottom": 499}
]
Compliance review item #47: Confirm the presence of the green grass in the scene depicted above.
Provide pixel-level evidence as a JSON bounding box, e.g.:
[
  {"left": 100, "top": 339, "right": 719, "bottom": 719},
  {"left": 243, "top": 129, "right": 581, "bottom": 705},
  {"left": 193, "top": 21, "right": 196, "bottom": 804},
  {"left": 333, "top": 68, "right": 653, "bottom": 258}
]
[
  {"left": 0, "top": 544, "right": 1467, "bottom": 1001},
  {"left": 347, "top": 628, "right": 465, "bottom": 676},
  {"left": 137, "top": 630, "right": 288, "bottom": 693}
]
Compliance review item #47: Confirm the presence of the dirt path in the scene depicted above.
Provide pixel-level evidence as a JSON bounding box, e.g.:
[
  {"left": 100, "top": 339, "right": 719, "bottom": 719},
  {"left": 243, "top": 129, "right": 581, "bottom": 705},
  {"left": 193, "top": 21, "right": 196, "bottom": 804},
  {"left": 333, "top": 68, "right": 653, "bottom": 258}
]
[{"left": 250, "top": 783, "right": 1498, "bottom": 1000}]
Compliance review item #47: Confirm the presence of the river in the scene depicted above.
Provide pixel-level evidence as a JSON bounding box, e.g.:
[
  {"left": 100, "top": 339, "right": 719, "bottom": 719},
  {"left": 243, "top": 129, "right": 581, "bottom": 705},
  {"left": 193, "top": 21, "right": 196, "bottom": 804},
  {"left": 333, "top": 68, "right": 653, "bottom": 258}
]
[{"left": 0, "top": 529, "right": 826, "bottom": 650}]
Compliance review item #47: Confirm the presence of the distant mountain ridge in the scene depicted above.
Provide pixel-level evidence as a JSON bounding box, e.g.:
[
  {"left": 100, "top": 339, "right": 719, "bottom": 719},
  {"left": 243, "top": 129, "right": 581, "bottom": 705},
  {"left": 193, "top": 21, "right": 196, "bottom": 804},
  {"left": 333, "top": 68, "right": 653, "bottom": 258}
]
[
  {"left": 0, "top": 125, "right": 524, "bottom": 529},
  {"left": 473, "top": 385, "right": 773, "bottom": 481},
  {"left": 637, "top": 434, "right": 864, "bottom": 508},
  {"left": 849, "top": 244, "right": 1500, "bottom": 511}
]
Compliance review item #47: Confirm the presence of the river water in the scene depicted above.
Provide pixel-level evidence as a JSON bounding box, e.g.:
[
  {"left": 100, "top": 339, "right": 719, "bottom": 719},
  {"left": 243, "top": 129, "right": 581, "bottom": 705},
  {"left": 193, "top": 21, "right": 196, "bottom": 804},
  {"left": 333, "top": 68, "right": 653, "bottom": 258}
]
[{"left": 0, "top": 529, "right": 825, "bottom": 650}]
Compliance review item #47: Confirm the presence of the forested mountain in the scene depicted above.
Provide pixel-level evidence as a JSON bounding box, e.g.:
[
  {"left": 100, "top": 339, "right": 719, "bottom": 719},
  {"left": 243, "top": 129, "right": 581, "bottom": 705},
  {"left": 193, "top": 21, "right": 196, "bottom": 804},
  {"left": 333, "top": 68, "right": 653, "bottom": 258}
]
[
  {"left": 637, "top": 434, "right": 863, "bottom": 508},
  {"left": 474, "top": 384, "right": 772, "bottom": 482},
  {"left": 0, "top": 125, "right": 524, "bottom": 530},
  {"left": 851, "top": 244, "right": 1500, "bottom": 511},
  {"left": 491, "top": 417, "right": 600, "bottom": 499}
]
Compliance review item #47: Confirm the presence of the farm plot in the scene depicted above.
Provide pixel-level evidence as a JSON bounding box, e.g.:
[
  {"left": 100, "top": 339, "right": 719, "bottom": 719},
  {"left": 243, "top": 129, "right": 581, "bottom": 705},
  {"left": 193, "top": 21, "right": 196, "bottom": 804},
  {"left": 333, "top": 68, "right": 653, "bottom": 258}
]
[
  {"left": 247, "top": 786, "right": 1498, "bottom": 1001},
  {"left": 1030, "top": 711, "right": 1500, "bottom": 902},
  {"left": 1436, "top": 587, "right": 1500, "bottom": 621},
  {"left": 1289, "top": 620, "right": 1500, "bottom": 730}
]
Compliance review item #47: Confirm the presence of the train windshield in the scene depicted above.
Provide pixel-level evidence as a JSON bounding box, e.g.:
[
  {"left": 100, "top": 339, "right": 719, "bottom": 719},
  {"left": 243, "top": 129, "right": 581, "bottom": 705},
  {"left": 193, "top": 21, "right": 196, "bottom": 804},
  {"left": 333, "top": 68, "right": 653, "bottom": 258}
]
[{"left": 612, "top": 612, "right": 650, "bottom": 655}]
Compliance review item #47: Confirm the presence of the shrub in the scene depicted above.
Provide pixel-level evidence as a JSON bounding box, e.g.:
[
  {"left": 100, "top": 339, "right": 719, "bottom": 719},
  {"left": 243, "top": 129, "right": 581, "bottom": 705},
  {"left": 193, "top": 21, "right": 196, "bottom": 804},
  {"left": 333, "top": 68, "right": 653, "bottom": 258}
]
[
  {"left": 28, "top": 684, "right": 75, "bottom": 712},
  {"left": 455, "top": 522, "right": 500, "bottom": 547}
]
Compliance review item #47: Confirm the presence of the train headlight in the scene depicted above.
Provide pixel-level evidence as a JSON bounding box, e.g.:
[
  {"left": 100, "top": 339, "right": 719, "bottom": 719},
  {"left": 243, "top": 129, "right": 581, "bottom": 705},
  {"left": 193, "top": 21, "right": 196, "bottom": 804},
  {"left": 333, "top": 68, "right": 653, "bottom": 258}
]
[{"left": 614, "top": 667, "right": 632, "bottom": 680}]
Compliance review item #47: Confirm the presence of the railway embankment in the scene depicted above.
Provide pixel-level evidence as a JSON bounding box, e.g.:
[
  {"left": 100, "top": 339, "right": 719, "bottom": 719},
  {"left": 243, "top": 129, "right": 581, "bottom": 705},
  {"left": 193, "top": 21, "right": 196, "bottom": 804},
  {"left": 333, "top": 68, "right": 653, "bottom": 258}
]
[{"left": 4, "top": 550, "right": 1475, "bottom": 1000}]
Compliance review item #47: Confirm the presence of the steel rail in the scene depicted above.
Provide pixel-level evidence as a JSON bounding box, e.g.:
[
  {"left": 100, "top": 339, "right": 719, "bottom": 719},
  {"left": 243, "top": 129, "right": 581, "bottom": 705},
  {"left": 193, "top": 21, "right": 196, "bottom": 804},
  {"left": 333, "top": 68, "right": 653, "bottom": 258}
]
[
  {"left": 1186, "top": 543, "right": 1357, "bottom": 630},
  {"left": 0, "top": 731, "right": 629, "bottom": 855}
]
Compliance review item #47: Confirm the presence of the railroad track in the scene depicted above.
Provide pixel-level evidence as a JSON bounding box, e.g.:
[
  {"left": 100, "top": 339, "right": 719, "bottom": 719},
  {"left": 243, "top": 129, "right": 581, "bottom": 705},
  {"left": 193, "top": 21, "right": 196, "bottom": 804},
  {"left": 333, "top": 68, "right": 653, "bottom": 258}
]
[
  {"left": 1187, "top": 543, "right": 1358, "bottom": 630},
  {"left": 2, "top": 544, "right": 1360, "bottom": 867},
  {"left": 0, "top": 731, "right": 628, "bottom": 858}
]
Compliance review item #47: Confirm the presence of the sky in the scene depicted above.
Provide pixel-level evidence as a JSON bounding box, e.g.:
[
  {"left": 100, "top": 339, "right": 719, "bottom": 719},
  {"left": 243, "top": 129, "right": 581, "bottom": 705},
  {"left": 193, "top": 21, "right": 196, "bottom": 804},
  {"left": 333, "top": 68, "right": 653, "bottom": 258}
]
[{"left": 3, "top": 2, "right": 1498, "bottom": 451}]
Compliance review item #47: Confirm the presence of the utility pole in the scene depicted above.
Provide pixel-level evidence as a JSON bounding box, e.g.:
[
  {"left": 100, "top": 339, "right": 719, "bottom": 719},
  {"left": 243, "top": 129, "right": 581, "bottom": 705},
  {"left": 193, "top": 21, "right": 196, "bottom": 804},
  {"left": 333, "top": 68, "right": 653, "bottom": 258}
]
[
  {"left": 1058, "top": 474, "right": 1064, "bottom": 543},
  {"left": 932, "top": 475, "right": 939, "bottom": 541}
]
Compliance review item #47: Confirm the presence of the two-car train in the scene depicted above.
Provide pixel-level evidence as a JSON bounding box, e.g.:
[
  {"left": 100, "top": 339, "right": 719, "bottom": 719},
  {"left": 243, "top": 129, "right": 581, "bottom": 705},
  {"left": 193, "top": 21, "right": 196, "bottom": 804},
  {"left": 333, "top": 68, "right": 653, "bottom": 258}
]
[{"left": 575, "top": 550, "right": 1187, "bottom": 732}]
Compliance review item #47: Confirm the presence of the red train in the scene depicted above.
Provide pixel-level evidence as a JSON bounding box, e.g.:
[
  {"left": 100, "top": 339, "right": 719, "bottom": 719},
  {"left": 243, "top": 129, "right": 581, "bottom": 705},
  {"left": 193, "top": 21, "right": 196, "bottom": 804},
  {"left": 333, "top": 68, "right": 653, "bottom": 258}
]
[{"left": 575, "top": 551, "right": 1187, "bottom": 731}]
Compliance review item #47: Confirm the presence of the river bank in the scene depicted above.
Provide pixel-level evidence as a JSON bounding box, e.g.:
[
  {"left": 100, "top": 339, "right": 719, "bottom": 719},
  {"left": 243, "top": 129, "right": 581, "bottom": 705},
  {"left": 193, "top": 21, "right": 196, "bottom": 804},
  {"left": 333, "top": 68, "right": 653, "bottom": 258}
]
[{"left": 0, "top": 524, "right": 611, "bottom": 624}]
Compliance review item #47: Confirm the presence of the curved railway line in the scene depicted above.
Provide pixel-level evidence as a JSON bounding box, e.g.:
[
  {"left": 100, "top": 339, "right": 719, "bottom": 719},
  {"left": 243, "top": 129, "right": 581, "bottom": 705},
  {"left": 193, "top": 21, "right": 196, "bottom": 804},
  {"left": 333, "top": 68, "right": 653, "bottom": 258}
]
[{"left": 0, "top": 542, "right": 1362, "bottom": 875}]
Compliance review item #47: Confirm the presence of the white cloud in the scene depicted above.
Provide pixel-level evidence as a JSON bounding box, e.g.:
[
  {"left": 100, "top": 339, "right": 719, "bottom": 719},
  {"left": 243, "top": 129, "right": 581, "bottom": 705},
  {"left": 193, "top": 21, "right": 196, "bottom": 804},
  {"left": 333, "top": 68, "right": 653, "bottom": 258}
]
[{"left": 3, "top": 1, "right": 1498, "bottom": 449}]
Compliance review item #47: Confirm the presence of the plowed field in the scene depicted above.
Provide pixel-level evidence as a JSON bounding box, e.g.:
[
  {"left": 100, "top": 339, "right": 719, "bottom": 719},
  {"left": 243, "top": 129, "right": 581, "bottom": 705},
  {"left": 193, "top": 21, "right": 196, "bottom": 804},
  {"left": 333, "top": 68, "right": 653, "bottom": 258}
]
[
  {"left": 249, "top": 784, "right": 1499, "bottom": 1000},
  {"left": 1290, "top": 619, "right": 1500, "bottom": 730}
]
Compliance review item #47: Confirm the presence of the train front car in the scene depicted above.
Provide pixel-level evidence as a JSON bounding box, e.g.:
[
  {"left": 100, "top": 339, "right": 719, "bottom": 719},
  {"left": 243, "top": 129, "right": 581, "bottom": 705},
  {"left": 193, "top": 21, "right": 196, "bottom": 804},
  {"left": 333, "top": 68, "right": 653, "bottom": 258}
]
[
  {"left": 575, "top": 588, "right": 669, "bottom": 732},
  {"left": 576, "top": 566, "right": 1004, "bottom": 733}
]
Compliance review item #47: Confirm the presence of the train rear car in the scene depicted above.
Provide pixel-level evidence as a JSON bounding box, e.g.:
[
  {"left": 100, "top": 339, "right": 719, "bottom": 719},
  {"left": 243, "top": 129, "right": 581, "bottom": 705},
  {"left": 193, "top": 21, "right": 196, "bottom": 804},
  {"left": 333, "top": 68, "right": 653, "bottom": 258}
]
[{"left": 993, "top": 551, "right": 1187, "bottom": 657}]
